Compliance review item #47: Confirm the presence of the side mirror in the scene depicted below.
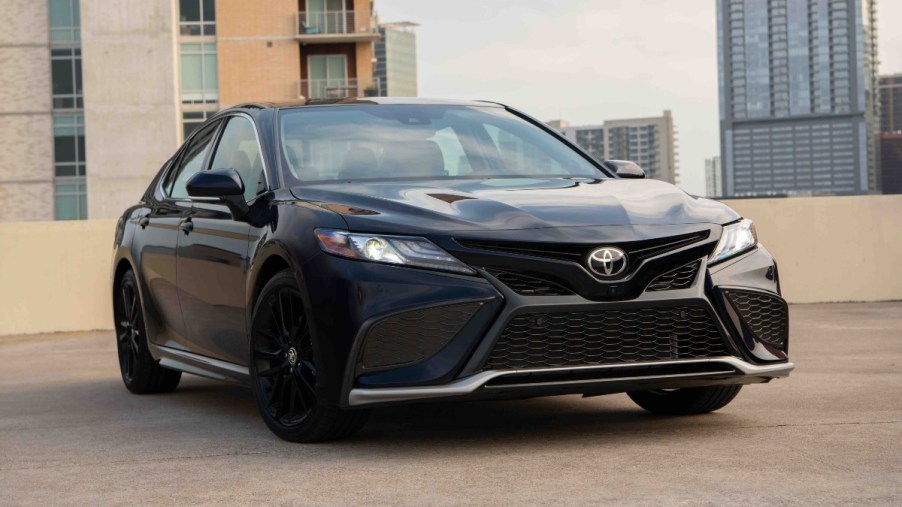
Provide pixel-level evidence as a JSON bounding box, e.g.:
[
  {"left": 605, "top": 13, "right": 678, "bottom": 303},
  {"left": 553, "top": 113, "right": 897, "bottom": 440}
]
[
  {"left": 606, "top": 160, "right": 646, "bottom": 179},
  {"left": 186, "top": 169, "right": 249, "bottom": 220}
]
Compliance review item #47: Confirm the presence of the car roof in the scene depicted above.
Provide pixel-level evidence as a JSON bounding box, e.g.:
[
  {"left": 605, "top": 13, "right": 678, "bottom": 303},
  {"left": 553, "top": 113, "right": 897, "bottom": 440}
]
[{"left": 221, "top": 97, "right": 505, "bottom": 113}]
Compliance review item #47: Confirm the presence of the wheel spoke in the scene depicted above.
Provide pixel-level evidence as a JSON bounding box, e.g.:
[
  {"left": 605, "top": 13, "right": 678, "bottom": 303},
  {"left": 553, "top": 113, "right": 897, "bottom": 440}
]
[
  {"left": 117, "top": 330, "right": 129, "bottom": 345},
  {"left": 254, "top": 347, "right": 283, "bottom": 360},
  {"left": 258, "top": 362, "right": 286, "bottom": 377}
]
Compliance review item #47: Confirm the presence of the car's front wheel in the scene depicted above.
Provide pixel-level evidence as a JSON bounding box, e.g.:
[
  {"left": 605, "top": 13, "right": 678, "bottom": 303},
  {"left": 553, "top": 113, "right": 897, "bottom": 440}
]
[
  {"left": 114, "top": 269, "right": 181, "bottom": 394},
  {"left": 627, "top": 385, "right": 742, "bottom": 415},
  {"left": 249, "top": 270, "right": 369, "bottom": 442}
]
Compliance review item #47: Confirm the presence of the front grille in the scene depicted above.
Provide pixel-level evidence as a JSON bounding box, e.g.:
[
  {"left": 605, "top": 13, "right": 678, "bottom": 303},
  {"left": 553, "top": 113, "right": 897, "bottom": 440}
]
[
  {"left": 646, "top": 261, "right": 701, "bottom": 291},
  {"left": 485, "top": 306, "right": 729, "bottom": 370},
  {"left": 457, "top": 231, "right": 709, "bottom": 267},
  {"left": 486, "top": 269, "right": 573, "bottom": 296},
  {"left": 724, "top": 290, "right": 788, "bottom": 349},
  {"left": 361, "top": 302, "right": 483, "bottom": 370}
]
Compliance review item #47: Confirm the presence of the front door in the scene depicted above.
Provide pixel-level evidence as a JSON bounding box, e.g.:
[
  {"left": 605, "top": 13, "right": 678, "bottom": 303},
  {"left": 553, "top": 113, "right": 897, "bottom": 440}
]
[{"left": 176, "top": 115, "right": 269, "bottom": 365}]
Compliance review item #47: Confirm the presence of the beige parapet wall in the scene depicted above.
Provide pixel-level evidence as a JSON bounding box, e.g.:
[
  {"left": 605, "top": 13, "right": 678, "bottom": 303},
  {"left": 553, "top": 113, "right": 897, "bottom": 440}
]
[{"left": 1, "top": 196, "right": 901, "bottom": 336}]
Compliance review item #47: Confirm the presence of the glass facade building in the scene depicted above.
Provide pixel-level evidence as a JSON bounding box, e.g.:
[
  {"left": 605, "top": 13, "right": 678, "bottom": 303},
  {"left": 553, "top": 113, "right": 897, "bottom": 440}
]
[
  {"left": 879, "top": 74, "right": 902, "bottom": 133},
  {"left": 50, "top": 0, "right": 87, "bottom": 219},
  {"left": 717, "top": 0, "right": 880, "bottom": 196},
  {"left": 374, "top": 22, "right": 418, "bottom": 97}
]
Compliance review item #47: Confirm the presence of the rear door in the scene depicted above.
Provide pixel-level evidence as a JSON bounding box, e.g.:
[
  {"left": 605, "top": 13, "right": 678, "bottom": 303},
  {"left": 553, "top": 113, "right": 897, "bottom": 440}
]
[
  {"left": 176, "top": 114, "right": 270, "bottom": 365},
  {"left": 136, "top": 119, "right": 221, "bottom": 350}
]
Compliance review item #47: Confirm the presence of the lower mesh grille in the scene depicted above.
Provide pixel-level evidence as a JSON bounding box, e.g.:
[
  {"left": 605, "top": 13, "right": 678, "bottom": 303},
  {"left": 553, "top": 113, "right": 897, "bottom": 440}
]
[
  {"left": 361, "top": 302, "right": 483, "bottom": 370},
  {"left": 724, "top": 290, "right": 788, "bottom": 348},
  {"left": 647, "top": 261, "right": 701, "bottom": 291},
  {"left": 486, "top": 306, "right": 730, "bottom": 370},
  {"left": 486, "top": 270, "right": 573, "bottom": 296}
]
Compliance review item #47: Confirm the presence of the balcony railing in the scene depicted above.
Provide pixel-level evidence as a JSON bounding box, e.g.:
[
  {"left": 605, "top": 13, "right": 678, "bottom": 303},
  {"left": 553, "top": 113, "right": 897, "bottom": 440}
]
[
  {"left": 299, "top": 78, "right": 382, "bottom": 99},
  {"left": 296, "top": 10, "right": 378, "bottom": 39}
]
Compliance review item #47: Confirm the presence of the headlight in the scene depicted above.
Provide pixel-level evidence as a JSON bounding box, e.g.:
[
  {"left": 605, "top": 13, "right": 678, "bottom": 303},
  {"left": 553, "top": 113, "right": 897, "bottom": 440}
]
[
  {"left": 709, "top": 219, "right": 758, "bottom": 265},
  {"left": 315, "top": 229, "right": 475, "bottom": 275}
]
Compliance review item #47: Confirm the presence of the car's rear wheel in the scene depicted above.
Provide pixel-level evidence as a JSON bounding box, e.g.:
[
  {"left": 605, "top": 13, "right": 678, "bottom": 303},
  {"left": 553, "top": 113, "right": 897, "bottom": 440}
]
[
  {"left": 249, "top": 270, "right": 368, "bottom": 442},
  {"left": 114, "top": 269, "right": 181, "bottom": 393},
  {"left": 627, "top": 385, "right": 742, "bottom": 415}
]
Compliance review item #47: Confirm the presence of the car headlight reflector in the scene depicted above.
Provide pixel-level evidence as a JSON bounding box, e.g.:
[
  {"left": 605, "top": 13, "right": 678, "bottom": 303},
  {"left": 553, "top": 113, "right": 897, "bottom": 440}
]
[
  {"left": 315, "top": 229, "right": 475, "bottom": 275},
  {"left": 709, "top": 219, "right": 757, "bottom": 265}
]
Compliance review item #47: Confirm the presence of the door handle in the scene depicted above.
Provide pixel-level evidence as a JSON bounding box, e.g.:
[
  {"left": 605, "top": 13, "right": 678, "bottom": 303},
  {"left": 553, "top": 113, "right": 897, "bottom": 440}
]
[
  {"left": 138, "top": 216, "right": 150, "bottom": 229},
  {"left": 179, "top": 218, "right": 193, "bottom": 234}
]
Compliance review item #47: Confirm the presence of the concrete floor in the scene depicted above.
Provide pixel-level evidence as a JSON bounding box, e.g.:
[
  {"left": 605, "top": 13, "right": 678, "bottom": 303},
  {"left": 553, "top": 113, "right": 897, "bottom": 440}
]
[{"left": 1, "top": 303, "right": 900, "bottom": 505}]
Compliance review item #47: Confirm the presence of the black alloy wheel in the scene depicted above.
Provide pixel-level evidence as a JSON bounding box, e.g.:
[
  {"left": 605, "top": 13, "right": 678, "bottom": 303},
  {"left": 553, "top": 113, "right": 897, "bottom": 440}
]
[
  {"left": 114, "top": 269, "right": 181, "bottom": 393},
  {"left": 249, "top": 270, "right": 368, "bottom": 442}
]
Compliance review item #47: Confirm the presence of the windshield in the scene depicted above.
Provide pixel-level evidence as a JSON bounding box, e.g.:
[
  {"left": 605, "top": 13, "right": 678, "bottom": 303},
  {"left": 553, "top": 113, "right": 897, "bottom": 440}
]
[{"left": 278, "top": 104, "right": 605, "bottom": 184}]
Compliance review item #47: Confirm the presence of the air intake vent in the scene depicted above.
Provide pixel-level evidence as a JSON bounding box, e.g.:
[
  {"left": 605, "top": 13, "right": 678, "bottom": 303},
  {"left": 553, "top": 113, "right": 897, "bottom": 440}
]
[
  {"left": 647, "top": 261, "right": 701, "bottom": 291},
  {"left": 723, "top": 290, "right": 789, "bottom": 349},
  {"left": 485, "top": 306, "right": 730, "bottom": 370},
  {"left": 486, "top": 270, "right": 573, "bottom": 296}
]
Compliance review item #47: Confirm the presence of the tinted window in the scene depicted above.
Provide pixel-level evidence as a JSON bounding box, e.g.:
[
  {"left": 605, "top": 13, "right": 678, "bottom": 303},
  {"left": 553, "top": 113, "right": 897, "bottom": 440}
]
[
  {"left": 209, "top": 116, "right": 266, "bottom": 201},
  {"left": 278, "top": 105, "right": 603, "bottom": 184},
  {"left": 167, "top": 120, "right": 219, "bottom": 198}
]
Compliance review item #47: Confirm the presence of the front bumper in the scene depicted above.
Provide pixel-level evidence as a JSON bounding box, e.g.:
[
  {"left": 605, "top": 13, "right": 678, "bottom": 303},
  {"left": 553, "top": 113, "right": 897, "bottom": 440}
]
[
  {"left": 301, "top": 232, "right": 792, "bottom": 408},
  {"left": 348, "top": 356, "right": 794, "bottom": 407}
]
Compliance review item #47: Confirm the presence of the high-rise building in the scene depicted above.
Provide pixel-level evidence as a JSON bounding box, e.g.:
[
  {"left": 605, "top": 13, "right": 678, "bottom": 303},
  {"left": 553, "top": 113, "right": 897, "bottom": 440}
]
[
  {"left": 879, "top": 74, "right": 902, "bottom": 133},
  {"left": 879, "top": 134, "right": 902, "bottom": 194},
  {"left": 551, "top": 111, "right": 679, "bottom": 183},
  {"left": 374, "top": 21, "right": 418, "bottom": 97},
  {"left": 0, "top": 0, "right": 410, "bottom": 222},
  {"left": 705, "top": 156, "right": 722, "bottom": 197},
  {"left": 0, "top": 0, "right": 85, "bottom": 221},
  {"left": 716, "top": 0, "right": 880, "bottom": 197}
]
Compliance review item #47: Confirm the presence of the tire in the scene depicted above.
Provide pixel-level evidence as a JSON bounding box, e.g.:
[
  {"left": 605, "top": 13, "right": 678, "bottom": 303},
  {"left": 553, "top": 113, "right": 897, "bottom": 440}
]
[
  {"left": 249, "top": 270, "right": 369, "bottom": 442},
  {"left": 114, "top": 269, "right": 181, "bottom": 394},
  {"left": 627, "top": 385, "right": 742, "bottom": 415}
]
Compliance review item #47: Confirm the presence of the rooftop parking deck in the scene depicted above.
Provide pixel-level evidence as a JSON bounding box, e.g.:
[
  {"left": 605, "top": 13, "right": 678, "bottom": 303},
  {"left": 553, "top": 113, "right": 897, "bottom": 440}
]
[{"left": 1, "top": 302, "right": 900, "bottom": 504}]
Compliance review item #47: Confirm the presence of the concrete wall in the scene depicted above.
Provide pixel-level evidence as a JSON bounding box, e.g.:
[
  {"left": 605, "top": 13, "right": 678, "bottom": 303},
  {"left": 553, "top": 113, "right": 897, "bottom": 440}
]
[
  {"left": 81, "top": 0, "right": 181, "bottom": 220},
  {"left": 217, "top": 0, "right": 300, "bottom": 106},
  {"left": 0, "top": 220, "right": 116, "bottom": 336},
  {"left": 1, "top": 196, "right": 900, "bottom": 336},
  {"left": 0, "top": 0, "right": 54, "bottom": 222},
  {"left": 723, "top": 195, "right": 902, "bottom": 303}
]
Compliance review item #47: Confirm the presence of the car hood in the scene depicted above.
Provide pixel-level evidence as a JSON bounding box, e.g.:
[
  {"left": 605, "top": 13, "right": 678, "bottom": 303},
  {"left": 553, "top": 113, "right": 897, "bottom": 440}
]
[{"left": 290, "top": 177, "right": 739, "bottom": 234}]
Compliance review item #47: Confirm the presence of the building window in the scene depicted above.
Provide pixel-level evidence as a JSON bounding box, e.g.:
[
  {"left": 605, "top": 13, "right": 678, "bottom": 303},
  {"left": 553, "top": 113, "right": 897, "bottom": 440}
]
[
  {"left": 55, "top": 181, "right": 87, "bottom": 220},
  {"left": 53, "top": 115, "right": 85, "bottom": 177},
  {"left": 182, "top": 110, "right": 216, "bottom": 139},
  {"left": 51, "top": 48, "right": 83, "bottom": 109},
  {"left": 49, "top": 0, "right": 80, "bottom": 42},
  {"left": 180, "top": 43, "right": 218, "bottom": 103},
  {"left": 179, "top": 0, "right": 216, "bottom": 36}
]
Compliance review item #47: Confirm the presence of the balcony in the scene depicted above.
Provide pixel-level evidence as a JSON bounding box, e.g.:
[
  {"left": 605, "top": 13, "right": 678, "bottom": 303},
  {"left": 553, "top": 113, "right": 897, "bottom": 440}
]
[
  {"left": 296, "top": 10, "right": 381, "bottom": 43},
  {"left": 299, "top": 78, "right": 381, "bottom": 100}
]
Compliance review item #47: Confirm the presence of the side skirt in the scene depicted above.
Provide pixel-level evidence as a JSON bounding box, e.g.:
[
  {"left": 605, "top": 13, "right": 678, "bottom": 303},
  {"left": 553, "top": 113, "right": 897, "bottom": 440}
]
[{"left": 148, "top": 342, "right": 250, "bottom": 384}]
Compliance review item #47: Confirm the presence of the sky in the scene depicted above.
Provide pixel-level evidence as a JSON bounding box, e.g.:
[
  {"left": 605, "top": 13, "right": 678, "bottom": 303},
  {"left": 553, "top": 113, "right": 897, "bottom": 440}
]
[{"left": 377, "top": 0, "right": 902, "bottom": 195}]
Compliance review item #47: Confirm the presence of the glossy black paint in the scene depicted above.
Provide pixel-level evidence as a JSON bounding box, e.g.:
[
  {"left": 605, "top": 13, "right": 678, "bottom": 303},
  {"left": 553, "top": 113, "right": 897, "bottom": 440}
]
[{"left": 111, "top": 98, "right": 789, "bottom": 410}]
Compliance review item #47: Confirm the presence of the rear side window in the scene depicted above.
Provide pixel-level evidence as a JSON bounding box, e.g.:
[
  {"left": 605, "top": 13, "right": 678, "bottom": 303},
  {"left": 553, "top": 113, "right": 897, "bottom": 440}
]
[
  {"left": 209, "top": 116, "right": 266, "bottom": 202},
  {"left": 167, "top": 120, "right": 220, "bottom": 198}
]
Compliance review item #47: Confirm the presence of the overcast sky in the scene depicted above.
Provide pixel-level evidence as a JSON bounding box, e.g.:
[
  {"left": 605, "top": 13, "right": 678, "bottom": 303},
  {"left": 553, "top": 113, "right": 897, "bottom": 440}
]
[{"left": 378, "top": 0, "right": 902, "bottom": 195}]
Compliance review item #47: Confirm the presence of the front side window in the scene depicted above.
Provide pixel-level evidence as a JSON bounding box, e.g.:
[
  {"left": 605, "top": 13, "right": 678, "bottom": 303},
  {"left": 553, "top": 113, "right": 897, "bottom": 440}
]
[
  {"left": 179, "top": 0, "right": 216, "bottom": 36},
  {"left": 279, "top": 105, "right": 604, "bottom": 184},
  {"left": 167, "top": 120, "right": 220, "bottom": 198},
  {"left": 180, "top": 43, "right": 218, "bottom": 104},
  {"left": 209, "top": 116, "right": 266, "bottom": 202}
]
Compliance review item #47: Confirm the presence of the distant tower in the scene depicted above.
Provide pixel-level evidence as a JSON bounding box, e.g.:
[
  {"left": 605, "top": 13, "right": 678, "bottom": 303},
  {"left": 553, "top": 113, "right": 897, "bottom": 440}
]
[
  {"left": 375, "top": 22, "right": 419, "bottom": 97},
  {"left": 716, "top": 0, "right": 880, "bottom": 196}
]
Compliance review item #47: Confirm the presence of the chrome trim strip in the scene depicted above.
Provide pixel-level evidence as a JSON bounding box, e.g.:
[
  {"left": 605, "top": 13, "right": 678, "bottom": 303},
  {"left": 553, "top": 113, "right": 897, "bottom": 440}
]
[
  {"left": 347, "top": 357, "right": 794, "bottom": 407},
  {"left": 151, "top": 343, "right": 249, "bottom": 382}
]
